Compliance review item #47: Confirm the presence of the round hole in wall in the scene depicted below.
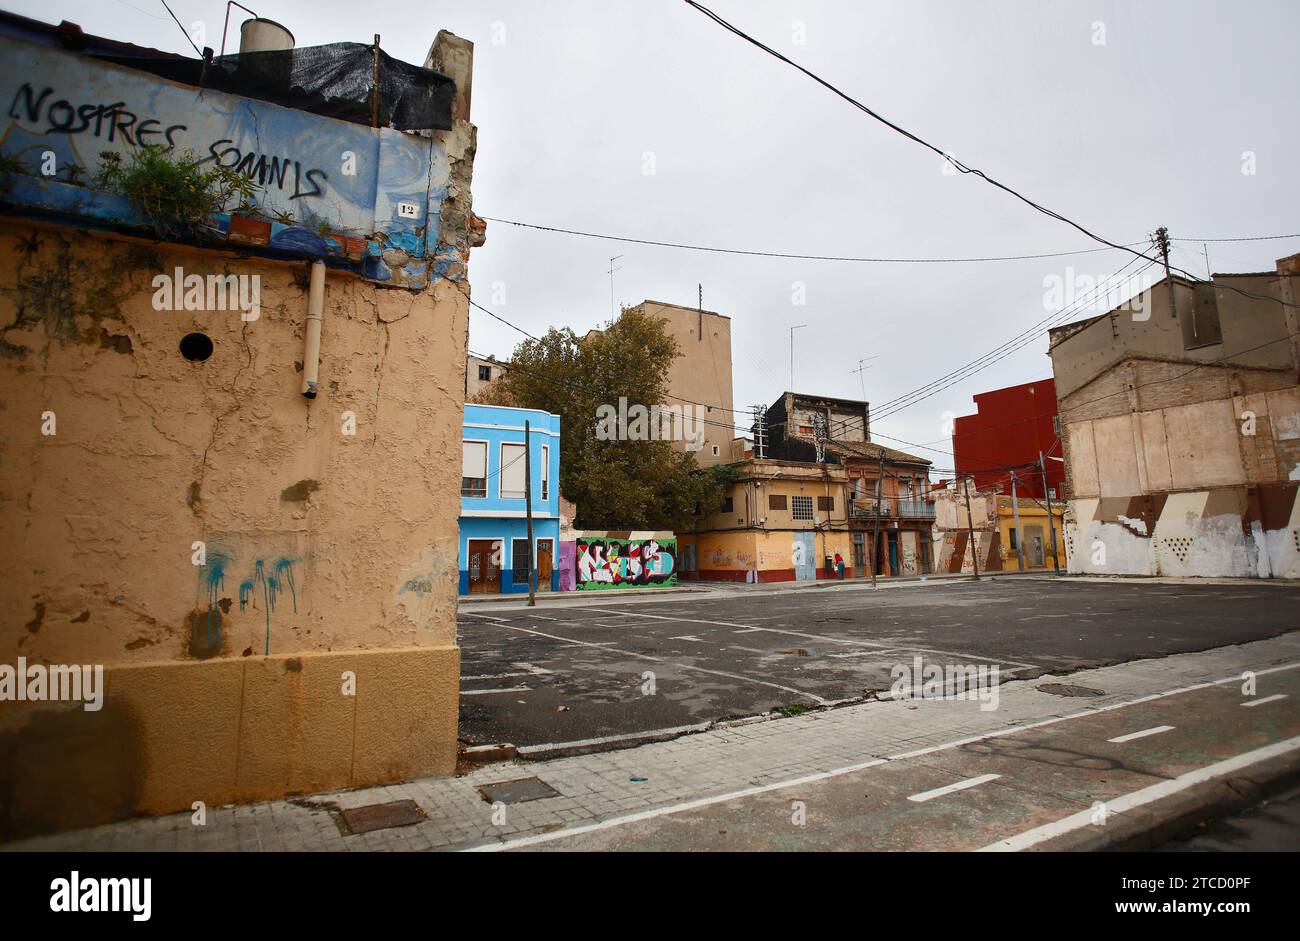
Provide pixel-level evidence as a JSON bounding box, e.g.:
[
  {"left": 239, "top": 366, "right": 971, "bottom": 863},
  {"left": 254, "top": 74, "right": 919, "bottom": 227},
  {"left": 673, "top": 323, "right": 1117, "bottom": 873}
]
[{"left": 179, "top": 332, "right": 214, "bottom": 362}]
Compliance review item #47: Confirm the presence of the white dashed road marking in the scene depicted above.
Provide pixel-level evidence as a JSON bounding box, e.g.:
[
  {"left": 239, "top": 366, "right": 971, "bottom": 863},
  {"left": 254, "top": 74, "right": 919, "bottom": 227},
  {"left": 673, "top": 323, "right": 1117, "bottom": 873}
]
[
  {"left": 907, "top": 774, "right": 1002, "bottom": 803},
  {"left": 1242, "top": 694, "right": 1288, "bottom": 708},
  {"left": 1108, "top": 725, "right": 1175, "bottom": 744}
]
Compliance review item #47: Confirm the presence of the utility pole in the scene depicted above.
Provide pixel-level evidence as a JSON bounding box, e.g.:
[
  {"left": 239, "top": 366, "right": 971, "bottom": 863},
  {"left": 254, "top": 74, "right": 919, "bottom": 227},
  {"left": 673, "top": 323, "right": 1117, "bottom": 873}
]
[
  {"left": 1010, "top": 470, "right": 1025, "bottom": 571},
  {"left": 1040, "top": 451, "right": 1060, "bottom": 576},
  {"left": 870, "top": 450, "right": 885, "bottom": 588},
  {"left": 1154, "top": 226, "right": 1176, "bottom": 320},
  {"left": 963, "top": 475, "right": 981, "bottom": 581},
  {"left": 525, "top": 420, "right": 536, "bottom": 606},
  {"left": 790, "top": 324, "right": 807, "bottom": 390}
]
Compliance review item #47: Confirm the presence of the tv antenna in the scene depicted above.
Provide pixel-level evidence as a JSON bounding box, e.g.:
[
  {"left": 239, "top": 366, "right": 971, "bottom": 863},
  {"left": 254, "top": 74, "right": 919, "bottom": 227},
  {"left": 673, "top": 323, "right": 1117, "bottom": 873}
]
[
  {"left": 851, "top": 355, "right": 880, "bottom": 400},
  {"left": 607, "top": 255, "right": 624, "bottom": 318}
]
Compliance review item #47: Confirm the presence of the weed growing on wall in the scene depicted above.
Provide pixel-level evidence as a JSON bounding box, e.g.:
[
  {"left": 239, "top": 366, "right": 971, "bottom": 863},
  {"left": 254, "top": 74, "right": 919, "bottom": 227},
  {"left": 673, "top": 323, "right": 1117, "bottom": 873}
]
[{"left": 93, "top": 145, "right": 259, "bottom": 235}]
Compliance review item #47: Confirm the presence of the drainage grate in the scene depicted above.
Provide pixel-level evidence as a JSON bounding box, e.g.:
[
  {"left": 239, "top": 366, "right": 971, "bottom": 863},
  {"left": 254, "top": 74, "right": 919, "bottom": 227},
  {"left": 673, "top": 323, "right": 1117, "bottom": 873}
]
[
  {"left": 338, "top": 799, "right": 427, "bottom": 835},
  {"left": 1036, "top": 683, "right": 1105, "bottom": 698},
  {"left": 477, "top": 776, "right": 561, "bottom": 804}
]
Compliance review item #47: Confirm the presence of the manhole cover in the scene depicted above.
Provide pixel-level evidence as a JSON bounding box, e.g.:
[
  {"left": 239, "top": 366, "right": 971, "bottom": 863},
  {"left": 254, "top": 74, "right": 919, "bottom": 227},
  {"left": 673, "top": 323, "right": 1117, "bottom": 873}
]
[
  {"left": 477, "top": 776, "right": 561, "bottom": 804},
  {"left": 1036, "top": 683, "right": 1105, "bottom": 697},
  {"left": 338, "top": 799, "right": 426, "bottom": 835}
]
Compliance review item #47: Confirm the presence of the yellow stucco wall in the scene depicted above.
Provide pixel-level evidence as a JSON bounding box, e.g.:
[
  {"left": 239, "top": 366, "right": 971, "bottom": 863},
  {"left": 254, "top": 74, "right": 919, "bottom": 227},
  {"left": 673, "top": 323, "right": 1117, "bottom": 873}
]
[
  {"left": 0, "top": 221, "right": 465, "bottom": 838},
  {"left": 0, "top": 646, "right": 458, "bottom": 840},
  {"left": 996, "top": 505, "right": 1066, "bottom": 570}
]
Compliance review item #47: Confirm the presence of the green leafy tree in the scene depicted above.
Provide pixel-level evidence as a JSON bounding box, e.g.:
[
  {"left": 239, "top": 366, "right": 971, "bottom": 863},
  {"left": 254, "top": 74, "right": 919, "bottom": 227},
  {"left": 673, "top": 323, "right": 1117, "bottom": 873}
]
[{"left": 476, "top": 306, "right": 725, "bottom": 530}]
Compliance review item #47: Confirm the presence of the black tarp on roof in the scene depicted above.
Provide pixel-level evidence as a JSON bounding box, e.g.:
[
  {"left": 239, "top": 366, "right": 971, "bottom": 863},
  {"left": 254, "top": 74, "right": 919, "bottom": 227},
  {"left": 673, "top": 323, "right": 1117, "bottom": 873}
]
[
  {"left": 96, "top": 44, "right": 455, "bottom": 132},
  {"left": 1, "top": 11, "right": 455, "bottom": 132}
]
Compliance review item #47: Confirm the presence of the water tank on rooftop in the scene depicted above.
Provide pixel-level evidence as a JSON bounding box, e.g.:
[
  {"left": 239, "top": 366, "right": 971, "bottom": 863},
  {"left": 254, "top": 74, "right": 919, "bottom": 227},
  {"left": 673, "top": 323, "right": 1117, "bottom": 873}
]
[
  {"left": 236, "top": 18, "right": 295, "bottom": 93},
  {"left": 239, "top": 18, "right": 295, "bottom": 53}
]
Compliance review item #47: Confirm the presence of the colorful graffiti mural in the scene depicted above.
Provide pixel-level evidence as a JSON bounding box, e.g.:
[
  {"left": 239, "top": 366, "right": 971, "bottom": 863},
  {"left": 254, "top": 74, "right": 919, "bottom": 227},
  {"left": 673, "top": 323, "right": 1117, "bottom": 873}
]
[
  {"left": 575, "top": 537, "right": 676, "bottom": 590},
  {"left": 0, "top": 34, "right": 453, "bottom": 287}
]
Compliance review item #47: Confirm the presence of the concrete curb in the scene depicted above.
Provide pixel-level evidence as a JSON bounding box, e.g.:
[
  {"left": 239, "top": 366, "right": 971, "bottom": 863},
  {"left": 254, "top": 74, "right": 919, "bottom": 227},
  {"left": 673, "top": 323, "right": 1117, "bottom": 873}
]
[{"left": 1032, "top": 747, "right": 1300, "bottom": 852}]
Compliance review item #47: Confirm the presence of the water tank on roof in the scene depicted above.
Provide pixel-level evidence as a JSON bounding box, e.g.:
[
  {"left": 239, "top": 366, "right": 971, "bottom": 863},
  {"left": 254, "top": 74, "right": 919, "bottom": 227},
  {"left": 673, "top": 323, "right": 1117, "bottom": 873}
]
[{"left": 239, "top": 17, "right": 295, "bottom": 53}]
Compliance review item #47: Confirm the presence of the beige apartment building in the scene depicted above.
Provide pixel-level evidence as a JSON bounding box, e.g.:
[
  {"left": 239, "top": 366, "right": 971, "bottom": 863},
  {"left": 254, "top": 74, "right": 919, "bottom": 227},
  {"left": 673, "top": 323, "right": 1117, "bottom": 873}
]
[
  {"left": 1048, "top": 254, "right": 1300, "bottom": 578},
  {"left": 625, "top": 300, "right": 736, "bottom": 467},
  {"left": 466, "top": 352, "right": 508, "bottom": 398}
]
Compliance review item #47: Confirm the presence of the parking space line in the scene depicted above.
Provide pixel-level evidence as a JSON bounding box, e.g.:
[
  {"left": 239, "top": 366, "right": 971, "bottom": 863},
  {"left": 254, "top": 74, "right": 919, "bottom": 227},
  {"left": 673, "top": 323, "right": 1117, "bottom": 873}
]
[
  {"left": 463, "top": 672, "right": 531, "bottom": 681},
  {"left": 462, "top": 686, "right": 531, "bottom": 696},
  {"left": 1242, "top": 694, "right": 1288, "bottom": 708},
  {"left": 581, "top": 607, "right": 763, "bottom": 630},
  {"left": 1108, "top": 725, "right": 1174, "bottom": 744},
  {"left": 907, "top": 774, "right": 1002, "bottom": 803},
  {"left": 488, "top": 621, "right": 828, "bottom": 705}
]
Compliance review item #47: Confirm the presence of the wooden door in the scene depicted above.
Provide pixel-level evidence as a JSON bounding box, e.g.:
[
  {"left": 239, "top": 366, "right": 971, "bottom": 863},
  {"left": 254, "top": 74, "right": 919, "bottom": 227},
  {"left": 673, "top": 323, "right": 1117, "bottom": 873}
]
[
  {"left": 536, "top": 540, "right": 553, "bottom": 592},
  {"left": 468, "top": 539, "right": 501, "bottom": 594}
]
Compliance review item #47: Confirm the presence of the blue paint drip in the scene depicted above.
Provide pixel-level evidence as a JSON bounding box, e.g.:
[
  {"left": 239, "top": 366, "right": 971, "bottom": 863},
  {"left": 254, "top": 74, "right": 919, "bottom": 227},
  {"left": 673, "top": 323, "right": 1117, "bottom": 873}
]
[
  {"left": 274, "top": 558, "right": 298, "bottom": 613},
  {"left": 202, "top": 551, "right": 231, "bottom": 650}
]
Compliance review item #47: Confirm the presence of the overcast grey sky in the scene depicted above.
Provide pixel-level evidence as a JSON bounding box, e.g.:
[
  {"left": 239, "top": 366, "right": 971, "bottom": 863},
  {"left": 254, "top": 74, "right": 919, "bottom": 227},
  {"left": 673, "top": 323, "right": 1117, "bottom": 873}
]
[{"left": 11, "top": 0, "right": 1298, "bottom": 466}]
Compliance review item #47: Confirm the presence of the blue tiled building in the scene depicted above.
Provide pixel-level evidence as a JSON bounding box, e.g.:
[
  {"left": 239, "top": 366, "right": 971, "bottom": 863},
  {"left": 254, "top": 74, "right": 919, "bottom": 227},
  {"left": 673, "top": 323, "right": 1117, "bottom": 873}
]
[{"left": 459, "top": 404, "right": 561, "bottom": 594}]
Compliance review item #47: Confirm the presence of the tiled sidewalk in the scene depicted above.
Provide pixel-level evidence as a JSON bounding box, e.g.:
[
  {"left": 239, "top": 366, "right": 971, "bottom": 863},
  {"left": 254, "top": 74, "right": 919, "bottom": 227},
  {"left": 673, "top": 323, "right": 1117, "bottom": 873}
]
[{"left": 8, "top": 632, "right": 1300, "bottom": 852}]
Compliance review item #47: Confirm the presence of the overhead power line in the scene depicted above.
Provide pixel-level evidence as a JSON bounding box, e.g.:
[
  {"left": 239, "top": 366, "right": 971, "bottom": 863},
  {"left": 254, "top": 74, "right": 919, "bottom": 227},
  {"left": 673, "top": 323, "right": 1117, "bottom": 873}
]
[
  {"left": 870, "top": 257, "right": 1157, "bottom": 422},
  {"left": 1173, "top": 233, "right": 1300, "bottom": 244},
  {"left": 681, "top": 1, "right": 1300, "bottom": 314},
  {"left": 480, "top": 216, "right": 1137, "bottom": 264},
  {"left": 159, "top": 0, "right": 202, "bottom": 56}
]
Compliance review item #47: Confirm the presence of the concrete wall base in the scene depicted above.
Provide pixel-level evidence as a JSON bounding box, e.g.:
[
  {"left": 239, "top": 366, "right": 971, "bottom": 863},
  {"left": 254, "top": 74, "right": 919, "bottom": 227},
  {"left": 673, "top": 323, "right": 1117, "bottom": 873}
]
[{"left": 0, "top": 645, "right": 459, "bottom": 841}]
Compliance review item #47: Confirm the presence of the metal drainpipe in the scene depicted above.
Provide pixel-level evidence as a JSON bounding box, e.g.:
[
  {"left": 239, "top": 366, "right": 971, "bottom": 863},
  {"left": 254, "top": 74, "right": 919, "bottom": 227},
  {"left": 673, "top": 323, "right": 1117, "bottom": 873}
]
[{"left": 301, "top": 260, "right": 325, "bottom": 399}]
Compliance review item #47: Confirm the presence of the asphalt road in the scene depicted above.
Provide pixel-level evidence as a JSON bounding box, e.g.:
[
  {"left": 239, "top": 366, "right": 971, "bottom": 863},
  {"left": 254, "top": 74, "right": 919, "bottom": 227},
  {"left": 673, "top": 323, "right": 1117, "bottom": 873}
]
[{"left": 457, "top": 579, "right": 1300, "bottom": 749}]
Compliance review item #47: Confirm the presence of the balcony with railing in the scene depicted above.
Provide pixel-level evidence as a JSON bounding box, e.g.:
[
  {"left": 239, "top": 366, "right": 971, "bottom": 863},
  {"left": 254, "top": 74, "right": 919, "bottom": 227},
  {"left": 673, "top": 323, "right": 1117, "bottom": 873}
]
[{"left": 848, "top": 496, "right": 936, "bottom": 520}]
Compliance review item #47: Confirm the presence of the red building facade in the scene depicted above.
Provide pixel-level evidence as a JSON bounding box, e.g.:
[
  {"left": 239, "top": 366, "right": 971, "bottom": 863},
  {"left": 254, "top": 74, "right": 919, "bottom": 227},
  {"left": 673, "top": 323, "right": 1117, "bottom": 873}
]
[{"left": 952, "top": 379, "right": 1064, "bottom": 499}]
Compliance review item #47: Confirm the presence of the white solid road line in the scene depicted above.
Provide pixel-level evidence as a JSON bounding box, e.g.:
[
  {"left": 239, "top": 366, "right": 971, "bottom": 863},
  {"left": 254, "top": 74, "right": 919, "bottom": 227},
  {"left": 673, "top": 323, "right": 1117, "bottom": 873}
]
[
  {"left": 464, "top": 658, "right": 1300, "bottom": 853},
  {"left": 907, "top": 774, "right": 1002, "bottom": 803},
  {"left": 461, "top": 686, "right": 531, "bottom": 696},
  {"left": 1108, "top": 725, "right": 1175, "bottom": 744},
  {"left": 979, "top": 734, "right": 1300, "bottom": 852},
  {"left": 1242, "top": 693, "right": 1289, "bottom": 708}
]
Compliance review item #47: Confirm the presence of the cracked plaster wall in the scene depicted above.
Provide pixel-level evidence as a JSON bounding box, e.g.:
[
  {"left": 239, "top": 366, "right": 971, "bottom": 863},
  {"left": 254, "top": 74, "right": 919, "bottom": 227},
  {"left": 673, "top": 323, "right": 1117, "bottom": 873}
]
[{"left": 0, "top": 221, "right": 468, "bottom": 667}]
